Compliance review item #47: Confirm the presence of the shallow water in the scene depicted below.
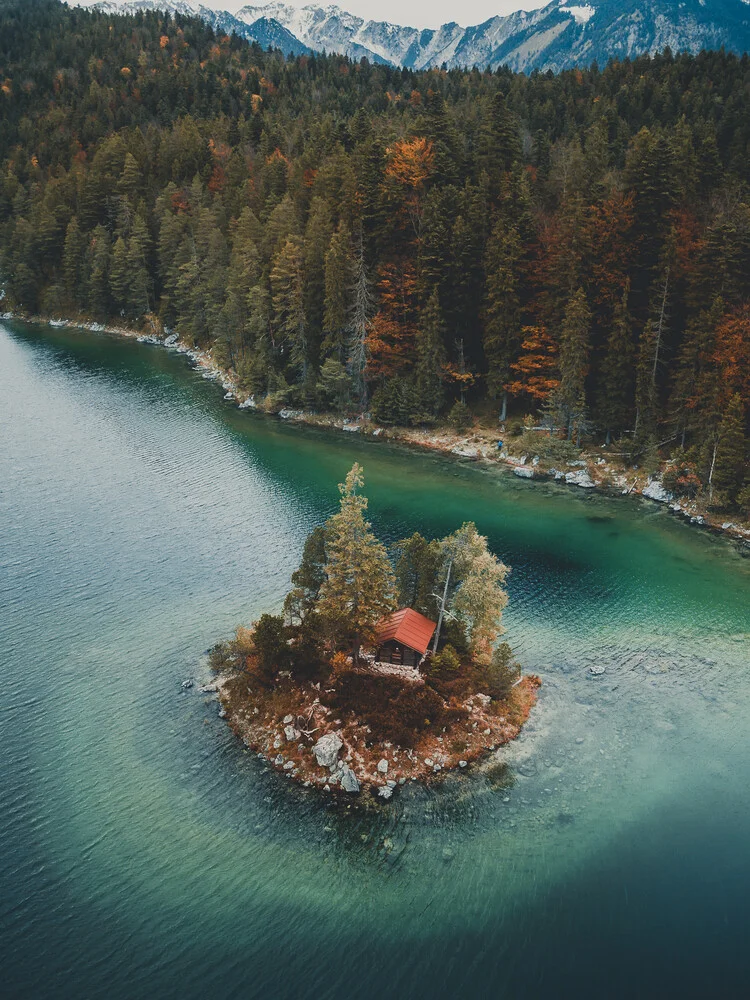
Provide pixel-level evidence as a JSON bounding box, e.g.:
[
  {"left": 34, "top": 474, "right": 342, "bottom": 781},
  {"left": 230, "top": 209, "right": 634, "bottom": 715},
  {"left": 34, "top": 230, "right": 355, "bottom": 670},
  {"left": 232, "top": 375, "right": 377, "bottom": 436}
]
[{"left": 1, "top": 320, "right": 749, "bottom": 999}]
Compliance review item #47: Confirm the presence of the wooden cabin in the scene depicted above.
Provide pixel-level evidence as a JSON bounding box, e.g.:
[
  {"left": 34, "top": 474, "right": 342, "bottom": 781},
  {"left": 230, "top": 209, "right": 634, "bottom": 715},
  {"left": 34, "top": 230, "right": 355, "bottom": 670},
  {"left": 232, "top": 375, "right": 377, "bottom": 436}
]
[{"left": 375, "top": 608, "right": 437, "bottom": 669}]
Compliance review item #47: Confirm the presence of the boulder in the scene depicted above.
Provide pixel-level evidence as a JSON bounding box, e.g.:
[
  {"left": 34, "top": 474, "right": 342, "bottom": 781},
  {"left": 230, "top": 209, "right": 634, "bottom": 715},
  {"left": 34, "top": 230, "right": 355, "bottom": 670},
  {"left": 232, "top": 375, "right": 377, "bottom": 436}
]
[
  {"left": 198, "top": 683, "right": 217, "bottom": 693},
  {"left": 513, "top": 467, "right": 535, "bottom": 479},
  {"left": 377, "top": 758, "right": 389, "bottom": 774},
  {"left": 181, "top": 679, "right": 194, "bottom": 689},
  {"left": 565, "top": 469, "right": 596, "bottom": 488},
  {"left": 284, "top": 725, "right": 300, "bottom": 742},
  {"left": 377, "top": 785, "right": 394, "bottom": 800},
  {"left": 312, "top": 732, "right": 343, "bottom": 769},
  {"left": 283, "top": 714, "right": 294, "bottom": 724},
  {"left": 642, "top": 478, "right": 673, "bottom": 503},
  {"left": 340, "top": 766, "right": 360, "bottom": 793}
]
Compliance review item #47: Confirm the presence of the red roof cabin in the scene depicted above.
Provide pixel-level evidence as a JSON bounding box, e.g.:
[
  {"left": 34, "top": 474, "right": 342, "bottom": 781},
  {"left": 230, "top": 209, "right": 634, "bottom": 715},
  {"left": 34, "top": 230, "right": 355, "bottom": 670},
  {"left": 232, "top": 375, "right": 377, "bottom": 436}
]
[{"left": 375, "top": 608, "right": 437, "bottom": 669}]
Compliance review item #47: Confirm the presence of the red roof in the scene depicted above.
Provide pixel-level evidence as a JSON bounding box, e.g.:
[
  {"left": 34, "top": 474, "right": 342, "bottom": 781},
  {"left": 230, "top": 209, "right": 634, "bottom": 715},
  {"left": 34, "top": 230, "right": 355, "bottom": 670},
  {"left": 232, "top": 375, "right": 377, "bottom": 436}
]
[{"left": 376, "top": 608, "right": 437, "bottom": 657}]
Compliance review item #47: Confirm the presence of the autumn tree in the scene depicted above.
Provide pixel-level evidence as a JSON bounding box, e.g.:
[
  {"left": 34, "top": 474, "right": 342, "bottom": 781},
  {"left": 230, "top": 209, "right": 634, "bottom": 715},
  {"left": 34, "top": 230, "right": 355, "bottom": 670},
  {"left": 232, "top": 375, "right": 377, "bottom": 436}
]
[{"left": 507, "top": 326, "right": 559, "bottom": 403}]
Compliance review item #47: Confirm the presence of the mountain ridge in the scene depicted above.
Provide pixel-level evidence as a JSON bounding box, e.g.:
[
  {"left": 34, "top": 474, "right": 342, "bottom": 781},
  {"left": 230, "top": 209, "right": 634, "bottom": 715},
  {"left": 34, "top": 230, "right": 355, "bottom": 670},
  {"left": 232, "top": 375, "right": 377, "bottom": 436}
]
[{"left": 75, "top": 0, "right": 750, "bottom": 72}]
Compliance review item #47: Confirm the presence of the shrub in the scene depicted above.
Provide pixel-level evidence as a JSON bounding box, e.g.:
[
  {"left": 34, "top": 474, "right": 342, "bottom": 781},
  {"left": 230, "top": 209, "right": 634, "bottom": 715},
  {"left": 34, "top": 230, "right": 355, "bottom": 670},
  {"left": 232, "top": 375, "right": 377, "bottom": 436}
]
[
  {"left": 207, "top": 641, "right": 234, "bottom": 672},
  {"left": 508, "top": 429, "right": 579, "bottom": 464},
  {"left": 447, "top": 400, "right": 472, "bottom": 432},
  {"left": 662, "top": 461, "right": 701, "bottom": 499},
  {"left": 328, "top": 671, "right": 465, "bottom": 748},
  {"left": 483, "top": 643, "right": 521, "bottom": 701},
  {"left": 429, "top": 644, "right": 460, "bottom": 678},
  {"left": 251, "top": 613, "right": 289, "bottom": 677}
]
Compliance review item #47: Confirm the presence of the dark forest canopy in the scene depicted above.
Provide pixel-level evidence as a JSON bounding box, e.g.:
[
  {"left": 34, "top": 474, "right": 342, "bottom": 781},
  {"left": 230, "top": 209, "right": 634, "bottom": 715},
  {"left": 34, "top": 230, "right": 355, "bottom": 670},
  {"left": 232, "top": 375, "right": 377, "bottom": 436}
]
[{"left": 0, "top": 0, "right": 748, "bottom": 507}]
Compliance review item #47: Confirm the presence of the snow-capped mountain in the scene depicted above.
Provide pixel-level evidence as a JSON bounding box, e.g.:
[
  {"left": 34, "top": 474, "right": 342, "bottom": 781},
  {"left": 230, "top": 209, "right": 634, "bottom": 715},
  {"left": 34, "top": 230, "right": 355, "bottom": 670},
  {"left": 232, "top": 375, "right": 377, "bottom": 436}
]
[{"left": 74, "top": 0, "right": 750, "bottom": 72}]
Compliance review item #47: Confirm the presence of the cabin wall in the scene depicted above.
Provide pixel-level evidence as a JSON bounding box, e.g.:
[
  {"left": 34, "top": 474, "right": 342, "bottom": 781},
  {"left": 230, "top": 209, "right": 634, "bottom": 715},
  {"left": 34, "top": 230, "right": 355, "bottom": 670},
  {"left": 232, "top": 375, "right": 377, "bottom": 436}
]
[{"left": 377, "top": 640, "right": 421, "bottom": 668}]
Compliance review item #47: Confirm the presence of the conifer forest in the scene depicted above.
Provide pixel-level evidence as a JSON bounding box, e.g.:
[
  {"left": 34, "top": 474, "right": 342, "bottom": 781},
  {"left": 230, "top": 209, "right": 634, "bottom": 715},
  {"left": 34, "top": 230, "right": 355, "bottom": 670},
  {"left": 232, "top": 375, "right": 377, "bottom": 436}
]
[{"left": 1, "top": 0, "right": 748, "bottom": 509}]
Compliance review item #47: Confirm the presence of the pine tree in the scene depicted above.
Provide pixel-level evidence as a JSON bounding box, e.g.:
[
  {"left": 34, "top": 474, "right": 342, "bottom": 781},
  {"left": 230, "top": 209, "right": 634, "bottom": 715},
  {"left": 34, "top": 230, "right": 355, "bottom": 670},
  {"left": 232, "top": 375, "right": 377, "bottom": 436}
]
[
  {"left": 596, "top": 283, "right": 635, "bottom": 443},
  {"left": 710, "top": 394, "right": 746, "bottom": 505},
  {"left": 347, "top": 229, "right": 372, "bottom": 406},
  {"left": 62, "top": 216, "right": 86, "bottom": 309},
  {"left": 317, "top": 463, "right": 395, "bottom": 660},
  {"left": 322, "top": 224, "right": 353, "bottom": 362},
  {"left": 414, "top": 287, "right": 447, "bottom": 419},
  {"left": 553, "top": 287, "right": 591, "bottom": 442},
  {"left": 483, "top": 221, "right": 522, "bottom": 421},
  {"left": 109, "top": 235, "right": 130, "bottom": 312},
  {"left": 271, "top": 235, "right": 307, "bottom": 377}
]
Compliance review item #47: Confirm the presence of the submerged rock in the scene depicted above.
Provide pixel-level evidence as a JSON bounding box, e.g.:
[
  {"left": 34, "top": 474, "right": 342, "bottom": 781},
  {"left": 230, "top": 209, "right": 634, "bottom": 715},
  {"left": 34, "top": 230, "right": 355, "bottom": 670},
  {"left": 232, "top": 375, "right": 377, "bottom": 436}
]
[
  {"left": 312, "top": 732, "right": 343, "bottom": 768},
  {"left": 377, "top": 785, "right": 394, "bottom": 800}
]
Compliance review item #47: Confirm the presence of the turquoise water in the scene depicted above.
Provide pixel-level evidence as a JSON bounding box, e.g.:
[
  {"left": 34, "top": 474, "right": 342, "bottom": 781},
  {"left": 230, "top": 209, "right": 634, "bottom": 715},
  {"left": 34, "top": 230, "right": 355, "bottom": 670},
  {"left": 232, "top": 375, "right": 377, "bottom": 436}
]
[{"left": 1, "top": 320, "right": 749, "bottom": 999}]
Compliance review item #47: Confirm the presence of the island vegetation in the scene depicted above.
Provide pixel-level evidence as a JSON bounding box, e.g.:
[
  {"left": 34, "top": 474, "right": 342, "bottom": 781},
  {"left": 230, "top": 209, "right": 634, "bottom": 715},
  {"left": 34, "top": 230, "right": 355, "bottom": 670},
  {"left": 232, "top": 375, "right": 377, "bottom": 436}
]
[
  {"left": 0, "top": 0, "right": 748, "bottom": 528},
  {"left": 210, "top": 462, "right": 539, "bottom": 796}
]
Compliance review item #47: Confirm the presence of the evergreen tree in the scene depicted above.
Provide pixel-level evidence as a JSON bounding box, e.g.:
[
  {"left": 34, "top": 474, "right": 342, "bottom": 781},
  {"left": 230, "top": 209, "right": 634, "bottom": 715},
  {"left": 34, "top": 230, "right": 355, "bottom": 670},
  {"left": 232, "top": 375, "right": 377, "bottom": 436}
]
[
  {"left": 322, "top": 224, "right": 353, "bottom": 362},
  {"left": 596, "top": 283, "right": 635, "bottom": 442},
  {"left": 317, "top": 463, "right": 395, "bottom": 660},
  {"left": 483, "top": 221, "right": 522, "bottom": 421},
  {"left": 271, "top": 235, "right": 307, "bottom": 378},
  {"left": 710, "top": 394, "right": 746, "bottom": 505},
  {"left": 413, "top": 287, "right": 447, "bottom": 419}
]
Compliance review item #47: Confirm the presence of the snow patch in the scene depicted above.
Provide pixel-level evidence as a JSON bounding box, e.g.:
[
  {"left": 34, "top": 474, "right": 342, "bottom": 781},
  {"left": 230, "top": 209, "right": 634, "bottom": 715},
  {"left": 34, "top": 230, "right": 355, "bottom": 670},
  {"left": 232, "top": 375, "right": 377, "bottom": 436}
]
[{"left": 560, "top": 5, "right": 596, "bottom": 24}]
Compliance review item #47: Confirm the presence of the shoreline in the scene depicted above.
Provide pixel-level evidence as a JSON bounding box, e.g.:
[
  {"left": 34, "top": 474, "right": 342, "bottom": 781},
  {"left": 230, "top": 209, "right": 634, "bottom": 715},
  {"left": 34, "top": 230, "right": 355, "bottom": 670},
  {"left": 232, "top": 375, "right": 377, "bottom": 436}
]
[
  {"left": 215, "top": 666, "right": 541, "bottom": 799},
  {"left": 4, "top": 308, "right": 748, "bottom": 551}
]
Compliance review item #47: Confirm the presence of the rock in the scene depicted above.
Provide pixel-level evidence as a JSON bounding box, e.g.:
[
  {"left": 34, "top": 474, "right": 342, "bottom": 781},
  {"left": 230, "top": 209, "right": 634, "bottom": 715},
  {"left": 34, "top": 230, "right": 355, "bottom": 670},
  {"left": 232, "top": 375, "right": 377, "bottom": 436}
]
[
  {"left": 273, "top": 735, "right": 282, "bottom": 749},
  {"left": 283, "top": 714, "right": 294, "bottom": 724},
  {"left": 340, "top": 766, "right": 360, "bottom": 793},
  {"left": 442, "top": 847, "right": 454, "bottom": 861},
  {"left": 238, "top": 396, "right": 256, "bottom": 410},
  {"left": 312, "top": 732, "right": 343, "bottom": 769},
  {"left": 532, "top": 455, "right": 540, "bottom": 466},
  {"left": 342, "top": 423, "right": 360, "bottom": 432},
  {"left": 274, "top": 754, "right": 284, "bottom": 766},
  {"left": 433, "top": 764, "right": 442, "bottom": 772},
  {"left": 424, "top": 758, "right": 434, "bottom": 768},
  {"left": 565, "top": 469, "right": 596, "bottom": 488},
  {"left": 283, "top": 761, "right": 295, "bottom": 771},
  {"left": 642, "top": 478, "right": 673, "bottom": 503},
  {"left": 181, "top": 679, "right": 194, "bottom": 689},
  {"left": 589, "top": 664, "right": 606, "bottom": 676},
  {"left": 473, "top": 693, "right": 492, "bottom": 709},
  {"left": 575, "top": 737, "right": 585, "bottom": 744},
  {"left": 377, "top": 785, "right": 394, "bottom": 800},
  {"left": 198, "top": 683, "right": 217, "bottom": 693},
  {"left": 483, "top": 728, "right": 491, "bottom": 736},
  {"left": 163, "top": 332, "right": 179, "bottom": 346},
  {"left": 377, "top": 758, "right": 389, "bottom": 774},
  {"left": 398, "top": 777, "right": 406, "bottom": 785},
  {"left": 513, "top": 467, "right": 535, "bottom": 479},
  {"left": 459, "top": 760, "right": 468, "bottom": 768},
  {"left": 284, "top": 725, "right": 300, "bottom": 742},
  {"left": 567, "top": 460, "right": 588, "bottom": 467},
  {"left": 218, "top": 707, "right": 227, "bottom": 719},
  {"left": 451, "top": 445, "right": 480, "bottom": 459}
]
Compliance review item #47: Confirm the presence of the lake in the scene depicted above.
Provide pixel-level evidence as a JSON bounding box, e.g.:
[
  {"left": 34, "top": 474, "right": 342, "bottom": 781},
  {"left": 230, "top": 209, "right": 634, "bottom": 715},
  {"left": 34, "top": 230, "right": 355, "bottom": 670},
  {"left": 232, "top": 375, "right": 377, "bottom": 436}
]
[{"left": 1, "top": 320, "right": 749, "bottom": 999}]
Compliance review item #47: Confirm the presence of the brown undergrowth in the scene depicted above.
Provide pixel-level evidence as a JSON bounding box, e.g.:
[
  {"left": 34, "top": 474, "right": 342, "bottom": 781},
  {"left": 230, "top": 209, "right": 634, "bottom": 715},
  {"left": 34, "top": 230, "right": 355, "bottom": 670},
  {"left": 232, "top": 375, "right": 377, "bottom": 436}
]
[{"left": 218, "top": 653, "right": 541, "bottom": 798}]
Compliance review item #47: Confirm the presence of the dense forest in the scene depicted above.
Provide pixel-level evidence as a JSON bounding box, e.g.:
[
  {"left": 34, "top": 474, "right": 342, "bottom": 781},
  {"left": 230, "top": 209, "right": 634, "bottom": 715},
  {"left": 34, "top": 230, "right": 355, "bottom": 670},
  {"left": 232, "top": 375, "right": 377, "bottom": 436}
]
[{"left": 0, "top": 0, "right": 748, "bottom": 510}]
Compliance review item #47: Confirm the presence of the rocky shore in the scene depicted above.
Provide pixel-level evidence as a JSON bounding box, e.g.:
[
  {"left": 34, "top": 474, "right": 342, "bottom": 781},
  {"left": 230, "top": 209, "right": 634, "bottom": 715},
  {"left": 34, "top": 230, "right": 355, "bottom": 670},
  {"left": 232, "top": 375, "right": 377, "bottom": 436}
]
[
  {"left": 215, "top": 667, "right": 540, "bottom": 799},
  {"left": 6, "top": 309, "right": 748, "bottom": 550}
]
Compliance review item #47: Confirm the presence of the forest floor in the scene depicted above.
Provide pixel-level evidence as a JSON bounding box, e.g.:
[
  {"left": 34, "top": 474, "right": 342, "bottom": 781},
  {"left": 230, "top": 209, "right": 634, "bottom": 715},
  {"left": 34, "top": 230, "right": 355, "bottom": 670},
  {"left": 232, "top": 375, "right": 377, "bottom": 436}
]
[
  {"left": 217, "top": 665, "right": 541, "bottom": 800},
  {"left": 6, "top": 309, "right": 749, "bottom": 550}
]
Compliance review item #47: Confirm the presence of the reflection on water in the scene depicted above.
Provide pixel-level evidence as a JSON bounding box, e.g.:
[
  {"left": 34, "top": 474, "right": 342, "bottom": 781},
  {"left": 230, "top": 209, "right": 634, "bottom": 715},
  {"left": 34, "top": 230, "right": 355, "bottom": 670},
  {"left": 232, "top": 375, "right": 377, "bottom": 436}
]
[{"left": 1, "top": 321, "right": 749, "bottom": 999}]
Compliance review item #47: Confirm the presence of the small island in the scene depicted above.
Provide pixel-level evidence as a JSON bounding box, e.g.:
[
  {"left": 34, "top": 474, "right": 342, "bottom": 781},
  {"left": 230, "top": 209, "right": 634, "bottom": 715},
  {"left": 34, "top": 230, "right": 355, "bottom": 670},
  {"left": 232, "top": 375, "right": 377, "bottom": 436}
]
[{"left": 211, "top": 463, "right": 539, "bottom": 798}]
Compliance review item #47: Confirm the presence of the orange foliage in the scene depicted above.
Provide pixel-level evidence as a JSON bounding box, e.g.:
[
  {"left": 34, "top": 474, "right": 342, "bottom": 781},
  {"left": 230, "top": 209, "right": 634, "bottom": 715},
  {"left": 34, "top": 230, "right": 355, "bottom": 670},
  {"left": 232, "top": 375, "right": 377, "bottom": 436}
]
[
  {"left": 507, "top": 326, "right": 559, "bottom": 401},
  {"left": 207, "top": 164, "right": 226, "bottom": 193},
  {"left": 585, "top": 191, "right": 637, "bottom": 309},
  {"left": 250, "top": 93, "right": 263, "bottom": 114},
  {"left": 384, "top": 137, "right": 434, "bottom": 190},
  {"left": 713, "top": 305, "right": 750, "bottom": 405},
  {"left": 159, "top": 34, "right": 170, "bottom": 49},
  {"left": 366, "top": 262, "right": 419, "bottom": 378}
]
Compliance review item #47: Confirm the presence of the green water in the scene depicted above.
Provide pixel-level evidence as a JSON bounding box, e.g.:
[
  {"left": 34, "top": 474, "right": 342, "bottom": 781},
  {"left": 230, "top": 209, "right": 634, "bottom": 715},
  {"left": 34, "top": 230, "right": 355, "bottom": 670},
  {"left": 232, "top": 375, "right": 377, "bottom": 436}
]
[{"left": 2, "top": 320, "right": 749, "bottom": 999}]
